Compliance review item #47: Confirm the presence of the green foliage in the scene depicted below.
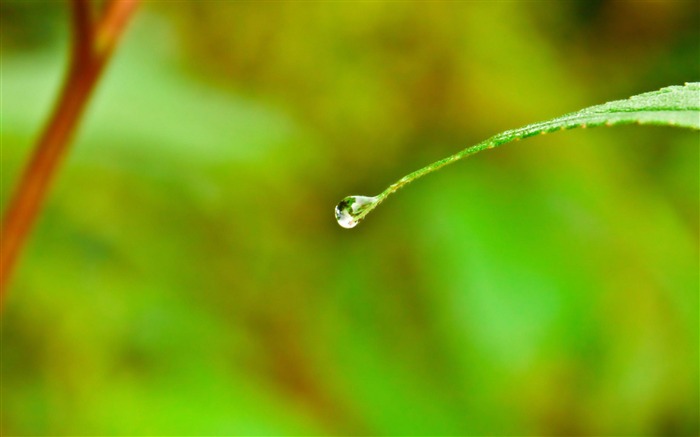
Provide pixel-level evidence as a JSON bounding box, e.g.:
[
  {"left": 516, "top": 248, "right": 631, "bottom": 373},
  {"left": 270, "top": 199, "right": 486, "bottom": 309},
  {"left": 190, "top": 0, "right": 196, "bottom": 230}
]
[
  {"left": 2, "top": 2, "right": 699, "bottom": 436},
  {"left": 338, "top": 83, "right": 700, "bottom": 227}
]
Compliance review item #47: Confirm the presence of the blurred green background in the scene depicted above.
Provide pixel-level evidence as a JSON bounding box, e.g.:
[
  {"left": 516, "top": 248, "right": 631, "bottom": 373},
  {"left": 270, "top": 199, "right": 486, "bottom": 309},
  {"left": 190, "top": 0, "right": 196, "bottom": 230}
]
[{"left": 1, "top": 1, "right": 698, "bottom": 435}]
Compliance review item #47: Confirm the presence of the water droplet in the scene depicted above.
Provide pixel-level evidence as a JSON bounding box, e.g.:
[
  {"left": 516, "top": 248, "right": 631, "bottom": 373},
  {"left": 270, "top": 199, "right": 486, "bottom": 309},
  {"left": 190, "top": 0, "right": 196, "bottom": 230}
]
[{"left": 334, "top": 195, "right": 378, "bottom": 229}]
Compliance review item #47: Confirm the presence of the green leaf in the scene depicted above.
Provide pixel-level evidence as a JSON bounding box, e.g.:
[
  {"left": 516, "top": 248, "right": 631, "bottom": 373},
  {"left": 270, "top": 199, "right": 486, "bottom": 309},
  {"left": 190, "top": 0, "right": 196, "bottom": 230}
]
[{"left": 335, "top": 83, "right": 700, "bottom": 228}]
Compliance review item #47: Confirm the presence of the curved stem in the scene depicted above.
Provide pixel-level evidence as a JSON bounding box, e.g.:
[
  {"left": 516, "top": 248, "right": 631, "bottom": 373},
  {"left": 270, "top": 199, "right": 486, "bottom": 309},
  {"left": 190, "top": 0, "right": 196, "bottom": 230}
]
[
  {"left": 0, "top": 0, "right": 140, "bottom": 305},
  {"left": 71, "top": 0, "right": 93, "bottom": 64}
]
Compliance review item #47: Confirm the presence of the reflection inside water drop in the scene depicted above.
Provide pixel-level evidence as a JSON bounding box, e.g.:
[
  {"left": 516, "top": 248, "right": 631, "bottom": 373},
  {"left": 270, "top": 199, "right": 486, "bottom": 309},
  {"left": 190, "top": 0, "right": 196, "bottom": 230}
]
[{"left": 334, "top": 195, "right": 378, "bottom": 229}]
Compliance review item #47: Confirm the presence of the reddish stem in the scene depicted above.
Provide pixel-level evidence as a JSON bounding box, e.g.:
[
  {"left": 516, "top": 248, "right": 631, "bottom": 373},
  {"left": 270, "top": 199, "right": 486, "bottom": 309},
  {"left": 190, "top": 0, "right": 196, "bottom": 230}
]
[{"left": 0, "top": 0, "right": 139, "bottom": 304}]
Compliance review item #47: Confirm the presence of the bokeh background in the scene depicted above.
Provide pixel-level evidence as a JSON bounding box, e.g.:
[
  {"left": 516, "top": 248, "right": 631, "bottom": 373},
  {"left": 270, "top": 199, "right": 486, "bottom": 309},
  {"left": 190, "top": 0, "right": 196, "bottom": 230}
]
[{"left": 1, "top": 1, "right": 698, "bottom": 435}]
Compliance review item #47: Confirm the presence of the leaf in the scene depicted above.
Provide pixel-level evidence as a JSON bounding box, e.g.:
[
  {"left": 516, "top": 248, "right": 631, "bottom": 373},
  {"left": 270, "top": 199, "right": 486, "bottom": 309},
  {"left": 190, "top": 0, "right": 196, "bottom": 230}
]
[{"left": 335, "top": 83, "right": 700, "bottom": 228}]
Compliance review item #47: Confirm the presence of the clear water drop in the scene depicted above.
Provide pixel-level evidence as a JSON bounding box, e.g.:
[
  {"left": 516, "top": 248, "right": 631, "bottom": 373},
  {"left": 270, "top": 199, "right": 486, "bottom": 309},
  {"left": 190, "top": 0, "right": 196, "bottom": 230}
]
[{"left": 334, "top": 195, "right": 378, "bottom": 229}]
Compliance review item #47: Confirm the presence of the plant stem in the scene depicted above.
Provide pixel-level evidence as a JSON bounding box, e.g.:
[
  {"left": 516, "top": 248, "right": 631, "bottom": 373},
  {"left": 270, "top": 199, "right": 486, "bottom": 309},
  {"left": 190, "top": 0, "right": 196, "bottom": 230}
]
[{"left": 0, "top": 0, "right": 139, "bottom": 304}]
